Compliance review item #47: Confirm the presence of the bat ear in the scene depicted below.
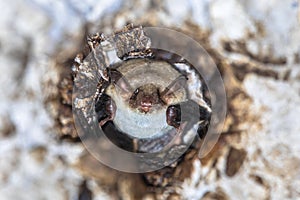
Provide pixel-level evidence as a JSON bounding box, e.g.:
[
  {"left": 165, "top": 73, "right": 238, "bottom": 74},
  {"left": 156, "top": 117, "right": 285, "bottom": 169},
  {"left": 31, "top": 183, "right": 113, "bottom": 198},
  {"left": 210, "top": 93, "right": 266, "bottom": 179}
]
[
  {"left": 161, "top": 75, "right": 187, "bottom": 99},
  {"left": 109, "top": 69, "right": 133, "bottom": 98}
]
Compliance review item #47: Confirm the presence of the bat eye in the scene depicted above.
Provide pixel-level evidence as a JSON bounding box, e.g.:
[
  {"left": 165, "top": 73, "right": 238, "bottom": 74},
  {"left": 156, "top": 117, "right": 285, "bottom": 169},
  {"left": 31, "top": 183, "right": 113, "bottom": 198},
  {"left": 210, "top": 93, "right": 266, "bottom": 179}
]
[{"left": 134, "top": 88, "right": 139, "bottom": 94}]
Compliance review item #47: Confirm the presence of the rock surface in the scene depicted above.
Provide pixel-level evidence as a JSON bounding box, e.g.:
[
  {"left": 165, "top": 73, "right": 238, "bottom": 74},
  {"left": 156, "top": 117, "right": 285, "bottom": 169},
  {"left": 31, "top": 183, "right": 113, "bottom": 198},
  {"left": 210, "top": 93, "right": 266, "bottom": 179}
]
[{"left": 0, "top": 0, "right": 299, "bottom": 199}]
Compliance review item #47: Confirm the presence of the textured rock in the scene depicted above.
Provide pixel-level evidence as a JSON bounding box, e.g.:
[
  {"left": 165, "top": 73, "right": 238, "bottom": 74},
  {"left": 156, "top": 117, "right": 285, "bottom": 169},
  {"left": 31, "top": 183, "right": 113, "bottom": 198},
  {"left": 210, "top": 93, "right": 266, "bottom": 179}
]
[{"left": 0, "top": 0, "right": 299, "bottom": 199}]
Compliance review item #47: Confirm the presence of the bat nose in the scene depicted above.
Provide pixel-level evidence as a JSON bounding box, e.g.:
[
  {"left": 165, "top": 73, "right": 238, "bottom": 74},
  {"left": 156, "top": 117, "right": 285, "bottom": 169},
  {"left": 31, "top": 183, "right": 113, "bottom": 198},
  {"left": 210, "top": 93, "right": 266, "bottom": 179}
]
[
  {"left": 140, "top": 97, "right": 152, "bottom": 113},
  {"left": 141, "top": 101, "right": 152, "bottom": 107}
]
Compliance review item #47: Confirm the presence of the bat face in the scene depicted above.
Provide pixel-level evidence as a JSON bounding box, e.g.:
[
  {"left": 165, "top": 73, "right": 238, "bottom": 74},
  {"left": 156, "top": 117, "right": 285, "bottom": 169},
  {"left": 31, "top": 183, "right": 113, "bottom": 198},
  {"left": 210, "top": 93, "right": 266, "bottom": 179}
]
[
  {"left": 129, "top": 84, "right": 163, "bottom": 113},
  {"left": 94, "top": 56, "right": 211, "bottom": 153},
  {"left": 103, "top": 59, "right": 188, "bottom": 139}
]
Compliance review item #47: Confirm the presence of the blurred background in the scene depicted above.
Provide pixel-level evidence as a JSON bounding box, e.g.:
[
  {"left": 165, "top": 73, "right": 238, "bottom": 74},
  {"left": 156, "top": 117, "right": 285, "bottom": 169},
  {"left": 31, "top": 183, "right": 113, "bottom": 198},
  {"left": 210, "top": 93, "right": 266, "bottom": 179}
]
[{"left": 0, "top": 0, "right": 299, "bottom": 199}]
